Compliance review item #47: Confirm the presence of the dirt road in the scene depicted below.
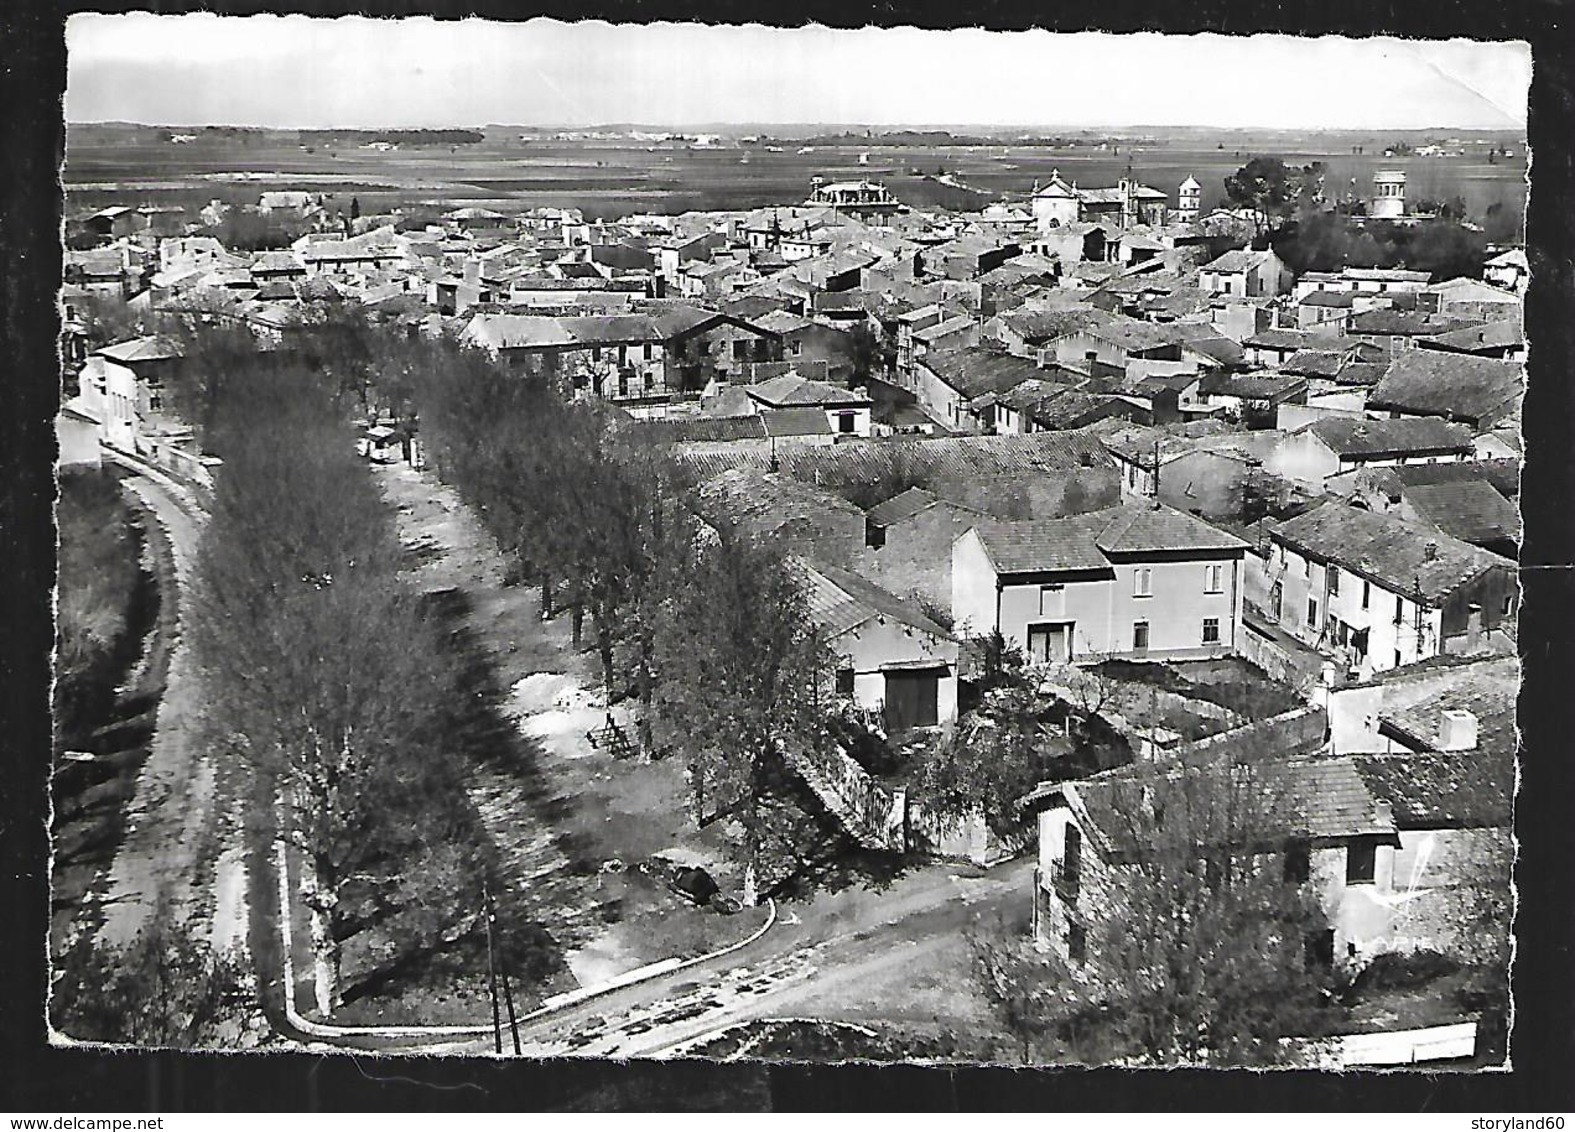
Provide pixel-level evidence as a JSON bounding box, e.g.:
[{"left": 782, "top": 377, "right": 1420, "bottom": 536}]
[{"left": 91, "top": 462, "right": 249, "bottom": 956}]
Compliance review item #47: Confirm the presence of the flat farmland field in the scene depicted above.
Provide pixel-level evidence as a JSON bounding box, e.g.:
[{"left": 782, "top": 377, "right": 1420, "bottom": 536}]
[{"left": 64, "top": 124, "right": 1528, "bottom": 225}]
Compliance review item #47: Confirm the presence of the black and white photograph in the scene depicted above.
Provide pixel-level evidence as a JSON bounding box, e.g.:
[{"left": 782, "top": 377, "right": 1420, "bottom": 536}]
[{"left": 32, "top": 12, "right": 1545, "bottom": 1083}]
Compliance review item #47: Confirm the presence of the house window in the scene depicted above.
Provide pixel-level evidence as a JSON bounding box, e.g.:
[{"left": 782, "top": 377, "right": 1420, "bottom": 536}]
[
  {"left": 1345, "top": 840, "right": 1377, "bottom": 885},
  {"left": 1283, "top": 841, "right": 1312, "bottom": 885},
  {"left": 790, "top": 341, "right": 803, "bottom": 356},
  {"left": 1204, "top": 563, "right": 1223, "bottom": 593},
  {"left": 1134, "top": 567, "right": 1153, "bottom": 597},
  {"left": 1067, "top": 920, "right": 1087, "bottom": 964},
  {"left": 1362, "top": 580, "right": 1371, "bottom": 610},
  {"left": 834, "top": 667, "right": 855, "bottom": 697},
  {"left": 1132, "top": 621, "right": 1150, "bottom": 651},
  {"left": 1303, "top": 556, "right": 1311, "bottom": 578},
  {"left": 1202, "top": 618, "right": 1221, "bottom": 645},
  {"left": 644, "top": 343, "right": 653, "bottom": 361},
  {"left": 1223, "top": 279, "right": 1233, "bottom": 295},
  {"left": 1393, "top": 595, "right": 1406, "bottom": 626},
  {"left": 837, "top": 412, "right": 856, "bottom": 435},
  {"left": 591, "top": 346, "right": 602, "bottom": 362},
  {"left": 732, "top": 340, "right": 747, "bottom": 361},
  {"left": 1039, "top": 585, "right": 1064, "bottom": 616},
  {"left": 1328, "top": 566, "right": 1340, "bottom": 596},
  {"left": 1307, "top": 598, "right": 1319, "bottom": 626}
]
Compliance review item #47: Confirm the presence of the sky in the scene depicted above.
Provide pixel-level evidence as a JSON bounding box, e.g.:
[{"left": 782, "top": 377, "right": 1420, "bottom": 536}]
[{"left": 64, "top": 16, "right": 1531, "bottom": 131}]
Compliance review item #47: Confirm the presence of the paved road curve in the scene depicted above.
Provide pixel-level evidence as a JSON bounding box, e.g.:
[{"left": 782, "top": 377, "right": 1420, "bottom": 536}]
[{"left": 425, "top": 856, "right": 1034, "bottom": 1058}]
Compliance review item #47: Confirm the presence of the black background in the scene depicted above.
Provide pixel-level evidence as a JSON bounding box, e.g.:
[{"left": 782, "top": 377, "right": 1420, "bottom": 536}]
[{"left": 3, "top": 0, "right": 1571, "bottom": 1112}]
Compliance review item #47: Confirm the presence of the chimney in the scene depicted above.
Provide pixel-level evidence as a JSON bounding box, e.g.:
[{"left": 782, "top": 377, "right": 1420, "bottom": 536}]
[
  {"left": 1373, "top": 799, "right": 1394, "bottom": 828},
  {"left": 1423, "top": 541, "right": 1439, "bottom": 560},
  {"left": 1440, "top": 709, "right": 1479, "bottom": 752},
  {"left": 463, "top": 257, "right": 481, "bottom": 288}
]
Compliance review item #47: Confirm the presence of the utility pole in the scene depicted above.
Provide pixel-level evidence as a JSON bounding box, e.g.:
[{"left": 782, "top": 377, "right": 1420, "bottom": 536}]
[
  {"left": 483, "top": 880, "right": 502, "bottom": 1054},
  {"left": 489, "top": 885, "right": 522, "bottom": 1055}
]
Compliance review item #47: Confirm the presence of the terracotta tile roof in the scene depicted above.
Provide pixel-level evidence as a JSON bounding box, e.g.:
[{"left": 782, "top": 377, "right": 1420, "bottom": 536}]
[
  {"left": 631, "top": 415, "right": 768, "bottom": 444},
  {"left": 1387, "top": 458, "right": 1520, "bottom": 499},
  {"left": 1300, "top": 291, "right": 1358, "bottom": 308},
  {"left": 1074, "top": 756, "right": 1398, "bottom": 858},
  {"left": 920, "top": 346, "right": 1044, "bottom": 400},
  {"left": 1429, "top": 277, "right": 1521, "bottom": 305},
  {"left": 675, "top": 429, "right": 1114, "bottom": 492},
  {"left": 1401, "top": 479, "right": 1521, "bottom": 548},
  {"left": 913, "top": 313, "right": 976, "bottom": 343},
  {"left": 93, "top": 335, "right": 183, "bottom": 363},
  {"left": 1024, "top": 389, "right": 1125, "bottom": 429},
  {"left": 1093, "top": 503, "right": 1251, "bottom": 555},
  {"left": 1177, "top": 333, "right": 1247, "bottom": 369},
  {"left": 1202, "top": 249, "right": 1278, "bottom": 274},
  {"left": 974, "top": 502, "right": 1245, "bottom": 575},
  {"left": 797, "top": 559, "right": 954, "bottom": 640},
  {"left": 1350, "top": 308, "right": 1476, "bottom": 337},
  {"left": 1303, "top": 415, "right": 1474, "bottom": 459},
  {"left": 695, "top": 467, "right": 862, "bottom": 536},
  {"left": 1367, "top": 351, "right": 1524, "bottom": 427},
  {"left": 746, "top": 373, "right": 870, "bottom": 409},
  {"left": 1245, "top": 328, "right": 1334, "bottom": 352},
  {"left": 761, "top": 407, "right": 834, "bottom": 437},
  {"left": 998, "top": 306, "right": 1110, "bottom": 345},
  {"left": 972, "top": 511, "right": 1118, "bottom": 574},
  {"left": 1351, "top": 749, "right": 1513, "bottom": 829},
  {"left": 864, "top": 486, "right": 942, "bottom": 528},
  {"left": 1280, "top": 348, "right": 1351, "bottom": 379},
  {"left": 1416, "top": 319, "right": 1524, "bottom": 354},
  {"left": 1270, "top": 501, "right": 1513, "bottom": 601},
  {"left": 1199, "top": 371, "right": 1308, "bottom": 401}
]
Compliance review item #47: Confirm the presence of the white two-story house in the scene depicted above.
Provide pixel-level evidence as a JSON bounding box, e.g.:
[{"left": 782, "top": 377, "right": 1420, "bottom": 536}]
[{"left": 952, "top": 502, "right": 1249, "bottom": 663}]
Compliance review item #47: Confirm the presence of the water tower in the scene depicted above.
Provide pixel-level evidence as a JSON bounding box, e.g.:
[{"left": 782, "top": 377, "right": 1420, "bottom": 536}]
[
  {"left": 1176, "top": 175, "right": 1202, "bottom": 224},
  {"left": 1371, "top": 169, "right": 1407, "bottom": 219}
]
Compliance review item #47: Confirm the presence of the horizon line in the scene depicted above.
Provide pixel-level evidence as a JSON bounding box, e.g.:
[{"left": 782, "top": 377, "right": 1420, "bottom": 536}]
[{"left": 67, "top": 119, "right": 1529, "bottom": 133}]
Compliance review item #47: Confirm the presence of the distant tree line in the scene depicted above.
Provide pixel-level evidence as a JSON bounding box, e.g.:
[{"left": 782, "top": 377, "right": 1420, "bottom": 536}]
[
  {"left": 1223, "top": 155, "right": 1493, "bottom": 279},
  {"left": 1269, "top": 212, "right": 1487, "bottom": 280},
  {"left": 297, "top": 129, "right": 485, "bottom": 147}
]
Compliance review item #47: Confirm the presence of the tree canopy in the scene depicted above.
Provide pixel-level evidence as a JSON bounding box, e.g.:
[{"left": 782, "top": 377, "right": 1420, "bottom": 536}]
[{"left": 1223, "top": 157, "right": 1324, "bottom": 230}]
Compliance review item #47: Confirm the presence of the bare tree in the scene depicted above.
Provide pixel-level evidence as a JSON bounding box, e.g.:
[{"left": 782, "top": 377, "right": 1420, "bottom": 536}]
[
  {"left": 649, "top": 530, "right": 833, "bottom": 904},
  {"left": 190, "top": 363, "right": 486, "bottom": 1012}
]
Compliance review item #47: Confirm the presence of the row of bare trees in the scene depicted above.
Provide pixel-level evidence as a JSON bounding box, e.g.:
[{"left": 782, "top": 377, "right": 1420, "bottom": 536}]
[
  {"left": 412, "top": 351, "right": 848, "bottom": 902},
  {"left": 187, "top": 355, "right": 494, "bottom": 1014}
]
